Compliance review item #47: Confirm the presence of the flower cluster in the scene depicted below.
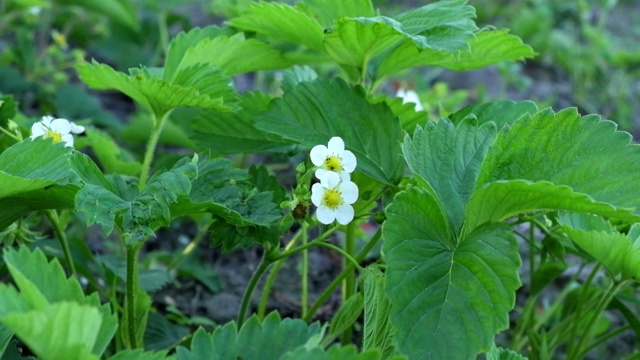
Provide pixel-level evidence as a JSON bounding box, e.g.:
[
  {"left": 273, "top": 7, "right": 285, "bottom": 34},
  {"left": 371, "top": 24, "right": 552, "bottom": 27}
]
[
  {"left": 30, "top": 115, "right": 85, "bottom": 147},
  {"left": 310, "top": 137, "right": 358, "bottom": 225}
]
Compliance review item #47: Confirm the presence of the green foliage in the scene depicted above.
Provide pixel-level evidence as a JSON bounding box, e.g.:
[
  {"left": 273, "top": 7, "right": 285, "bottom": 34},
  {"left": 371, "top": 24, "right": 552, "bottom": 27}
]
[
  {"left": 361, "top": 268, "right": 397, "bottom": 360},
  {"left": 402, "top": 118, "right": 496, "bottom": 232},
  {"left": 176, "top": 312, "right": 324, "bottom": 360},
  {"left": 255, "top": 78, "right": 404, "bottom": 185},
  {"left": 486, "top": 345, "right": 528, "bottom": 360},
  {"left": 53, "top": 0, "right": 138, "bottom": 32},
  {"left": 449, "top": 100, "right": 538, "bottom": 128},
  {"left": 75, "top": 156, "right": 197, "bottom": 244},
  {"left": 0, "top": 247, "right": 117, "bottom": 358},
  {"left": 0, "top": 95, "right": 18, "bottom": 128},
  {"left": 83, "top": 128, "right": 141, "bottom": 175},
  {"left": 383, "top": 187, "right": 521, "bottom": 360},
  {"left": 326, "top": 293, "right": 364, "bottom": 344}
]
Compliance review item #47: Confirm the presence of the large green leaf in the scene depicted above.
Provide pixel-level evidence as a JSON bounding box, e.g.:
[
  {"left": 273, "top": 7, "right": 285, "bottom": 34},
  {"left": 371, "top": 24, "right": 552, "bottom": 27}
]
[
  {"left": 402, "top": 118, "right": 496, "bottom": 232},
  {"left": 465, "top": 180, "right": 639, "bottom": 231},
  {"left": 169, "top": 34, "right": 290, "bottom": 77},
  {"left": 383, "top": 187, "right": 521, "bottom": 360},
  {"left": 449, "top": 100, "right": 538, "bottom": 128},
  {"left": 475, "top": 107, "right": 640, "bottom": 215},
  {"left": 75, "top": 156, "right": 197, "bottom": 244},
  {"left": 374, "top": 29, "right": 535, "bottom": 81},
  {"left": 255, "top": 78, "right": 404, "bottom": 184},
  {"left": 1, "top": 247, "right": 117, "bottom": 357},
  {"left": 2, "top": 302, "right": 101, "bottom": 360},
  {"left": 77, "top": 61, "right": 233, "bottom": 117},
  {"left": 228, "top": 2, "right": 325, "bottom": 51},
  {"left": 192, "top": 92, "right": 290, "bottom": 154},
  {"left": 297, "top": 0, "right": 375, "bottom": 27},
  {"left": 176, "top": 312, "right": 323, "bottom": 360}
]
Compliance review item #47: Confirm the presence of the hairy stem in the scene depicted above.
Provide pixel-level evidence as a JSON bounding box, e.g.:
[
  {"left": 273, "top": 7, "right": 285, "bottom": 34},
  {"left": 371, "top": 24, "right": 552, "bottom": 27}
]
[
  {"left": 126, "top": 243, "right": 143, "bottom": 349},
  {"left": 301, "top": 223, "right": 309, "bottom": 318},
  {"left": 138, "top": 111, "right": 170, "bottom": 190}
]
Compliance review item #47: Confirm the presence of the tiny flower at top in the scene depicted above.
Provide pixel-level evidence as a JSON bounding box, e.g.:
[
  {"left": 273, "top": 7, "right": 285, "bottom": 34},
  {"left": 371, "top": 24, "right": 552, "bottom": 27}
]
[
  {"left": 311, "top": 172, "right": 359, "bottom": 225},
  {"left": 310, "top": 136, "right": 357, "bottom": 181},
  {"left": 30, "top": 116, "right": 84, "bottom": 148}
]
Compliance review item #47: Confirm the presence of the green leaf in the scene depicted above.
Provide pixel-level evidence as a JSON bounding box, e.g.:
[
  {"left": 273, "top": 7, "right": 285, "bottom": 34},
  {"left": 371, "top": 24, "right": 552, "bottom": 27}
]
[
  {"left": 475, "top": 107, "right": 640, "bottom": 217},
  {"left": 0, "top": 324, "right": 13, "bottom": 356},
  {"left": 362, "top": 267, "right": 396, "bottom": 360},
  {"left": 324, "top": 17, "right": 406, "bottom": 68},
  {"left": 99, "top": 255, "right": 172, "bottom": 293},
  {"left": 282, "top": 65, "right": 318, "bottom": 93},
  {"left": 75, "top": 156, "right": 197, "bottom": 244},
  {"left": 176, "top": 312, "right": 324, "bottom": 360},
  {"left": 383, "top": 187, "right": 521, "bottom": 360},
  {"left": 486, "top": 344, "right": 528, "bottom": 360},
  {"left": 449, "top": 100, "right": 538, "bottom": 128},
  {"left": 402, "top": 118, "right": 496, "bottom": 232},
  {"left": 255, "top": 78, "right": 404, "bottom": 184},
  {"left": 465, "top": 180, "right": 639, "bottom": 231},
  {"left": 192, "top": 92, "right": 289, "bottom": 154},
  {"left": 0, "top": 95, "right": 18, "bottom": 128},
  {"left": 77, "top": 61, "right": 232, "bottom": 117},
  {"left": 282, "top": 345, "right": 382, "bottom": 360},
  {"left": 296, "top": 0, "right": 375, "bottom": 27},
  {"left": 2, "top": 247, "right": 117, "bottom": 356},
  {"left": 144, "top": 313, "right": 189, "bottom": 351},
  {"left": 84, "top": 128, "right": 141, "bottom": 175},
  {"left": 326, "top": 293, "right": 364, "bottom": 344},
  {"left": 163, "top": 26, "right": 234, "bottom": 82},
  {"left": 374, "top": 29, "right": 535, "bottom": 81},
  {"left": 2, "top": 302, "right": 101, "bottom": 360},
  {"left": 168, "top": 33, "right": 290, "bottom": 77},
  {"left": 369, "top": 94, "right": 428, "bottom": 133},
  {"left": 229, "top": 2, "right": 325, "bottom": 50}
]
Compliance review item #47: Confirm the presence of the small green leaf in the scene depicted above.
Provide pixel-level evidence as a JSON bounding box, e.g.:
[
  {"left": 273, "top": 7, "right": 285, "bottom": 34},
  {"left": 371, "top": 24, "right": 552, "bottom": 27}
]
[
  {"left": 476, "top": 107, "right": 640, "bottom": 217},
  {"left": 375, "top": 29, "right": 535, "bottom": 81},
  {"left": 255, "top": 78, "right": 404, "bottom": 184},
  {"left": 0, "top": 94, "right": 18, "bottom": 128},
  {"left": 229, "top": 2, "right": 325, "bottom": 50},
  {"left": 84, "top": 128, "right": 141, "bottom": 175},
  {"left": 402, "top": 118, "right": 496, "bottom": 232},
  {"left": 77, "top": 61, "right": 232, "bottom": 118},
  {"left": 282, "top": 65, "right": 318, "bottom": 93},
  {"left": 144, "top": 312, "right": 189, "bottom": 351},
  {"left": 362, "top": 268, "right": 396, "bottom": 360},
  {"left": 326, "top": 293, "right": 364, "bottom": 344},
  {"left": 369, "top": 94, "right": 428, "bottom": 133},
  {"left": 383, "top": 187, "right": 521, "bottom": 360},
  {"left": 0, "top": 324, "right": 12, "bottom": 356},
  {"left": 2, "top": 302, "right": 101, "bottom": 360},
  {"left": 176, "top": 312, "right": 324, "bottom": 360},
  {"left": 449, "top": 100, "right": 538, "bottom": 128},
  {"left": 486, "top": 344, "right": 528, "bottom": 360}
]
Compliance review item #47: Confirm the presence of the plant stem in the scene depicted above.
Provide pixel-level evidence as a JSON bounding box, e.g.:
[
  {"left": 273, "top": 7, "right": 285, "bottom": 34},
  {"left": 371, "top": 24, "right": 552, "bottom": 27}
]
[
  {"left": 569, "top": 279, "right": 630, "bottom": 360},
  {"left": 341, "top": 221, "right": 357, "bottom": 344},
  {"left": 301, "top": 223, "right": 309, "bottom": 319},
  {"left": 270, "top": 224, "right": 341, "bottom": 261},
  {"left": 566, "top": 263, "right": 601, "bottom": 355},
  {"left": 304, "top": 228, "right": 382, "bottom": 322},
  {"left": 45, "top": 210, "right": 76, "bottom": 276},
  {"left": 138, "top": 111, "right": 170, "bottom": 190},
  {"left": 238, "top": 252, "right": 273, "bottom": 327},
  {"left": 125, "top": 242, "right": 143, "bottom": 349}
]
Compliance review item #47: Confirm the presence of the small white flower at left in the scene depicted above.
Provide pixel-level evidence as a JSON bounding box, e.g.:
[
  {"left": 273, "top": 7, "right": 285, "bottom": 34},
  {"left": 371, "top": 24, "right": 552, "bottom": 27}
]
[
  {"left": 310, "top": 136, "right": 357, "bottom": 181},
  {"left": 311, "top": 172, "right": 359, "bottom": 225},
  {"left": 30, "top": 116, "right": 82, "bottom": 147}
]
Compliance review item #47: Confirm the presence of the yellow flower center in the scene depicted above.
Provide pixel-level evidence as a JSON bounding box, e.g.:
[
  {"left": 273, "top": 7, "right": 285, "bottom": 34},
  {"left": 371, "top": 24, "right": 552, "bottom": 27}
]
[
  {"left": 324, "top": 155, "right": 343, "bottom": 172},
  {"left": 44, "top": 129, "right": 63, "bottom": 143},
  {"left": 322, "top": 188, "right": 342, "bottom": 209}
]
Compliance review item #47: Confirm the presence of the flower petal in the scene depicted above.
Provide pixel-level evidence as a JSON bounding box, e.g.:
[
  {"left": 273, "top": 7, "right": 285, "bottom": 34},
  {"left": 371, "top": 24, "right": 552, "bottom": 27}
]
[
  {"left": 334, "top": 204, "right": 354, "bottom": 225},
  {"left": 339, "top": 181, "right": 359, "bottom": 204},
  {"left": 327, "top": 136, "right": 345, "bottom": 154},
  {"left": 70, "top": 123, "right": 85, "bottom": 134},
  {"left": 316, "top": 205, "right": 336, "bottom": 225},
  {"left": 311, "top": 183, "right": 324, "bottom": 206},
  {"left": 50, "top": 118, "right": 71, "bottom": 133},
  {"left": 62, "top": 134, "right": 74, "bottom": 147},
  {"left": 41, "top": 116, "right": 54, "bottom": 126},
  {"left": 337, "top": 171, "right": 351, "bottom": 182},
  {"left": 310, "top": 145, "right": 328, "bottom": 166},
  {"left": 319, "top": 171, "right": 341, "bottom": 188},
  {"left": 341, "top": 150, "right": 357, "bottom": 172},
  {"left": 31, "top": 122, "right": 47, "bottom": 137}
]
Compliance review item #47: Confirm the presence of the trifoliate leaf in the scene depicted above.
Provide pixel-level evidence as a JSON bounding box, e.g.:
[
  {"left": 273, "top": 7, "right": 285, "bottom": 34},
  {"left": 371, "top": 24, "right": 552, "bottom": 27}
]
[
  {"left": 255, "top": 78, "right": 404, "bottom": 185},
  {"left": 176, "top": 312, "right": 324, "bottom": 360},
  {"left": 402, "top": 118, "right": 496, "bottom": 232},
  {"left": 77, "top": 61, "right": 233, "bottom": 118},
  {"left": 229, "top": 2, "right": 325, "bottom": 50},
  {"left": 383, "top": 187, "right": 521, "bottom": 360}
]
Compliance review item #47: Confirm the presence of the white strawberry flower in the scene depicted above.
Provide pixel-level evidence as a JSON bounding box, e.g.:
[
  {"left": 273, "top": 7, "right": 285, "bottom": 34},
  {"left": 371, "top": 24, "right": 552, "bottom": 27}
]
[
  {"left": 311, "top": 172, "right": 359, "bottom": 225},
  {"left": 310, "top": 136, "right": 357, "bottom": 181},
  {"left": 396, "top": 87, "right": 424, "bottom": 111},
  {"left": 30, "top": 116, "right": 84, "bottom": 147}
]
